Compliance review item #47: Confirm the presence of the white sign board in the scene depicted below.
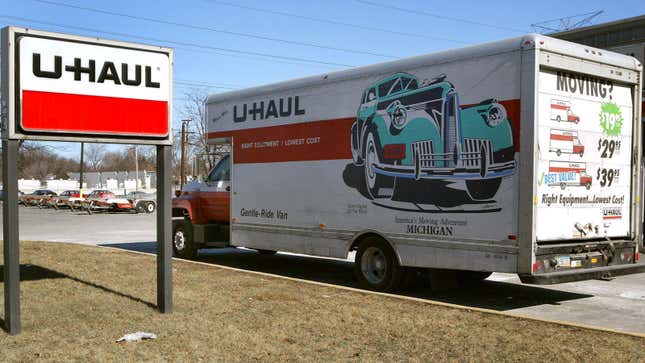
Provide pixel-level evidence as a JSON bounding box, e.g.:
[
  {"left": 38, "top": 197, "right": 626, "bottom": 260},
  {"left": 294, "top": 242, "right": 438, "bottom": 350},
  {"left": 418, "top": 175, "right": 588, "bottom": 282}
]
[
  {"left": 3, "top": 26, "right": 173, "bottom": 144},
  {"left": 535, "top": 68, "right": 633, "bottom": 241}
]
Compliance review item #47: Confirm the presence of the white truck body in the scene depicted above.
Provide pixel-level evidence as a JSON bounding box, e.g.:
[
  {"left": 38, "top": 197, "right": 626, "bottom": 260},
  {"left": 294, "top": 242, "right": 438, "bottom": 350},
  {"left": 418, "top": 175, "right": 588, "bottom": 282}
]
[
  {"left": 206, "top": 34, "right": 643, "bottom": 284},
  {"left": 549, "top": 129, "right": 584, "bottom": 156}
]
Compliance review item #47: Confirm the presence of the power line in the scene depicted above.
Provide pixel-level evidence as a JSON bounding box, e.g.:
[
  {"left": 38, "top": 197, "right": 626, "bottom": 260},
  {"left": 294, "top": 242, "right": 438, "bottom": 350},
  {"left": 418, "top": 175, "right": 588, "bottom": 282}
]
[
  {"left": 203, "top": 0, "right": 470, "bottom": 44},
  {"left": 355, "top": 0, "right": 526, "bottom": 33},
  {"left": 0, "top": 15, "right": 355, "bottom": 68},
  {"left": 34, "top": 0, "right": 398, "bottom": 59},
  {"left": 174, "top": 81, "right": 238, "bottom": 90},
  {"left": 175, "top": 79, "right": 245, "bottom": 88}
]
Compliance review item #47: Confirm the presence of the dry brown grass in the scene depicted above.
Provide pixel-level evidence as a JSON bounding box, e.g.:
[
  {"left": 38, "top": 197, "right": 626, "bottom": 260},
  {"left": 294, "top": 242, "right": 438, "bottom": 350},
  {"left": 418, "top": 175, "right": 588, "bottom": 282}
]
[{"left": 1, "top": 241, "right": 644, "bottom": 362}]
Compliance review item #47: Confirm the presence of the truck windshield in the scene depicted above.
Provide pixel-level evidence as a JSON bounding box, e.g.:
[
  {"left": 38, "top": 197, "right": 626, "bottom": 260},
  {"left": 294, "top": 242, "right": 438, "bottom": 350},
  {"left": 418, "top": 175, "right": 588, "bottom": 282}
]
[{"left": 207, "top": 155, "right": 231, "bottom": 183}]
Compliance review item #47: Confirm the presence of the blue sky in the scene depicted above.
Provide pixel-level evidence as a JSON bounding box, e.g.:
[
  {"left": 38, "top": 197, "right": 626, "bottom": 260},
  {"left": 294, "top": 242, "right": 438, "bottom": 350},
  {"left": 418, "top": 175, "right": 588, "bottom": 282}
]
[{"left": 2, "top": 0, "right": 643, "bottom": 157}]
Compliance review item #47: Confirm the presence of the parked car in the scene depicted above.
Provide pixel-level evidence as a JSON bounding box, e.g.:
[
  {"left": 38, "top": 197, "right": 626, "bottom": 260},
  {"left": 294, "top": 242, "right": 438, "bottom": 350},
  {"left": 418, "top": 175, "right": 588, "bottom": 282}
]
[
  {"left": 20, "top": 189, "right": 57, "bottom": 206},
  {"left": 83, "top": 190, "right": 138, "bottom": 214},
  {"left": 49, "top": 190, "right": 83, "bottom": 209},
  {"left": 124, "top": 191, "right": 157, "bottom": 213}
]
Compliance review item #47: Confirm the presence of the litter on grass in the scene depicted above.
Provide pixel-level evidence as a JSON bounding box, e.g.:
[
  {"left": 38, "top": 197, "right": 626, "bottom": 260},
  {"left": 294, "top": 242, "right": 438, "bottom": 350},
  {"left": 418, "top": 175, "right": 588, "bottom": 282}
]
[{"left": 116, "top": 332, "right": 157, "bottom": 343}]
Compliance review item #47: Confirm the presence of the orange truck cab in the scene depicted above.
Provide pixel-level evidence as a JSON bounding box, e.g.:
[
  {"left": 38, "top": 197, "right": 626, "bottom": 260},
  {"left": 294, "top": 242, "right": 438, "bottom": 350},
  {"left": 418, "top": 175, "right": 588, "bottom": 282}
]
[{"left": 171, "top": 155, "right": 232, "bottom": 258}]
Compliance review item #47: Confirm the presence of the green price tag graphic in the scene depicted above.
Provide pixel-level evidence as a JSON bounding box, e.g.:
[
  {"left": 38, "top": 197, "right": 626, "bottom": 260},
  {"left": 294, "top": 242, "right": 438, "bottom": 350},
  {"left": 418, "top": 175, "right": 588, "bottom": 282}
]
[{"left": 599, "top": 102, "right": 623, "bottom": 136}]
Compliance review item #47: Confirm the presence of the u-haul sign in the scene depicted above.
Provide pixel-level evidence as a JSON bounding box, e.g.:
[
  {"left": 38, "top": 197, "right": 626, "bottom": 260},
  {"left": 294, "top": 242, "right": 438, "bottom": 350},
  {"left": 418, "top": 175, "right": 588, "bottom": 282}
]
[{"left": 2, "top": 27, "right": 172, "bottom": 144}]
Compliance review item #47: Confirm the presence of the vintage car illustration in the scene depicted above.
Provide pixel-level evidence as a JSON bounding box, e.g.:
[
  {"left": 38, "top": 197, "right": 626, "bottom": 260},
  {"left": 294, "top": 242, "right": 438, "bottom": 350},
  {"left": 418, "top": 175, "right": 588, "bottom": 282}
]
[{"left": 349, "top": 73, "right": 515, "bottom": 201}]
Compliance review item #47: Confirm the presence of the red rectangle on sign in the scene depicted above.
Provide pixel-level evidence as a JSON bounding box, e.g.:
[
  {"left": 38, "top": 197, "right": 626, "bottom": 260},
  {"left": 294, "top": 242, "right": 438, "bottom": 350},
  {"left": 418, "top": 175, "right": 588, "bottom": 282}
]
[{"left": 21, "top": 90, "right": 168, "bottom": 137}]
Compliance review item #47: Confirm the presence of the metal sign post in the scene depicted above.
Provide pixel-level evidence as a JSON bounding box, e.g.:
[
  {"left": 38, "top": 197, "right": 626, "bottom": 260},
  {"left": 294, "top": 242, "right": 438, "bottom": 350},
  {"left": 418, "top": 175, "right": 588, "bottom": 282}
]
[
  {"left": 2, "top": 140, "right": 20, "bottom": 335},
  {"left": 156, "top": 145, "right": 172, "bottom": 312},
  {"left": 1, "top": 26, "right": 174, "bottom": 334}
]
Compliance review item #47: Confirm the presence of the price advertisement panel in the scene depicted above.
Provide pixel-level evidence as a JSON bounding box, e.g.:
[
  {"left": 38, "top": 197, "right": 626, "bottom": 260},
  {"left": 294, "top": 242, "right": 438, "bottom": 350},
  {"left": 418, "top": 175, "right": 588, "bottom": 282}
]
[{"left": 535, "top": 68, "right": 633, "bottom": 241}]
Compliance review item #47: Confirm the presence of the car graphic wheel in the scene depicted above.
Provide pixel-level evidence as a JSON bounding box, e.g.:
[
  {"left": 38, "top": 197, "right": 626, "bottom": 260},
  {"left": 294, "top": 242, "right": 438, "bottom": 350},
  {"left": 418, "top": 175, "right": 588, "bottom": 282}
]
[
  {"left": 173, "top": 218, "right": 197, "bottom": 259},
  {"left": 560, "top": 182, "right": 566, "bottom": 190},
  {"left": 363, "top": 131, "right": 394, "bottom": 199},
  {"left": 585, "top": 182, "right": 591, "bottom": 190},
  {"left": 556, "top": 115, "right": 561, "bottom": 121},
  {"left": 465, "top": 178, "right": 501, "bottom": 201},
  {"left": 556, "top": 149, "right": 561, "bottom": 156}
]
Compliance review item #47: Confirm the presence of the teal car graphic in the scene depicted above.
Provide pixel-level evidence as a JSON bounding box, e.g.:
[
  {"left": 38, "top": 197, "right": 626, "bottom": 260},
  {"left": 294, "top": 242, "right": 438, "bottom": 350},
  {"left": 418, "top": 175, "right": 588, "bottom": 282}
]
[{"left": 349, "top": 73, "right": 515, "bottom": 201}]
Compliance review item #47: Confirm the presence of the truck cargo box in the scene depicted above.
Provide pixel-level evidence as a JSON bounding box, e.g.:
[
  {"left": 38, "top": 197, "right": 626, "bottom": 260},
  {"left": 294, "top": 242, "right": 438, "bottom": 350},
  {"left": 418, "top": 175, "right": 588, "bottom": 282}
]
[{"left": 197, "top": 34, "right": 643, "bottom": 290}]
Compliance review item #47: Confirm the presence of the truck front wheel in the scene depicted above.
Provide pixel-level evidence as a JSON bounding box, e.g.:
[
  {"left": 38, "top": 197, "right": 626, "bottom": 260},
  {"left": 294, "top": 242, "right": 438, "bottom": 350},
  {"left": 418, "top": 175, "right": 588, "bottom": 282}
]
[
  {"left": 173, "top": 218, "right": 198, "bottom": 259},
  {"left": 354, "top": 237, "right": 403, "bottom": 292}
]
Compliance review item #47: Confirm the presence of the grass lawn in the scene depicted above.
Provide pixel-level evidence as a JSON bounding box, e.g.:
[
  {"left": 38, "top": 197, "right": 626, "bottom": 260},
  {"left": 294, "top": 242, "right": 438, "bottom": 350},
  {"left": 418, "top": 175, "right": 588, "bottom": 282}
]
[{"left": 1, "top": 241, "right": 644, "bottom": 361}]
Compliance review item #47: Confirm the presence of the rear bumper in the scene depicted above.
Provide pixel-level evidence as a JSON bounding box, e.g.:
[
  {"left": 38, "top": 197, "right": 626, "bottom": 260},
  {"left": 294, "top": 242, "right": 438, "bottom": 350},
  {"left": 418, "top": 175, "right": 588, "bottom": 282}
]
[{"left": 519, "top": 263, "right": 645, "bottom": 284}]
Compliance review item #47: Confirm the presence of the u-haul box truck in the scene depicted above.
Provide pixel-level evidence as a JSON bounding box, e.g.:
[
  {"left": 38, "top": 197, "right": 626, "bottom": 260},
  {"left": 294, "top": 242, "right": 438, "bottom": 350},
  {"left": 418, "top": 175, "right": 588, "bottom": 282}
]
[
  {"left": 545, "top": 161, "right": 593, "bottom": 190},
  {"left": 550, "top": 99, "right": 581, "bottom": 123},
  {"left": 549, "top": 129, "right": 584, "bottom": 157},
  {"left": 173, "top": 34, "right": 643, "bottom": 291}
]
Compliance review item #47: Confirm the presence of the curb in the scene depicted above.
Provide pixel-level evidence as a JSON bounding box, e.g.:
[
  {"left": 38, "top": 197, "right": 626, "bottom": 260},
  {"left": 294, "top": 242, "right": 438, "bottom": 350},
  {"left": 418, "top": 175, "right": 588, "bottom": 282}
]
[{"left": 95, "top": 244, "right": 645, "bottom": 339}]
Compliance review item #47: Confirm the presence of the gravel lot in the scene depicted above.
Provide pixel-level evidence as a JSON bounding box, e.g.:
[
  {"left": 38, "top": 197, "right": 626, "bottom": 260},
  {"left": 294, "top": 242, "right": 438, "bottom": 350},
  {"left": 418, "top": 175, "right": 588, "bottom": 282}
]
[{"left": 3, "top": 205, "right": 645, "bottom": 335}]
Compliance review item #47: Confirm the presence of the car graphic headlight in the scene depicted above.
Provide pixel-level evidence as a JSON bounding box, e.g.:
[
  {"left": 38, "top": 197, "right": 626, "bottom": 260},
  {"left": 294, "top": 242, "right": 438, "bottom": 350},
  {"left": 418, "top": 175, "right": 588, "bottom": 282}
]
[
  {"left": 485, "top": 103, "right": 507, "bottom": 127},
  {"left": 388, "top": 101, "right": 408, "bottom": 130}
]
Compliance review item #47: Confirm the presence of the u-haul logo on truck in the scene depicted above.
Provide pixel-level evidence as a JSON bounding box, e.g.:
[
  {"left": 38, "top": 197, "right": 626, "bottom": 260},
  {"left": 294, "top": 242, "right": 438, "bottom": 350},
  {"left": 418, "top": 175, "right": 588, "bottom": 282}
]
[
  {"left": 233, "top": 96, "right": 306, "bottom": 122},
  {"left": 602, "top": 207, "right": 622, "bottom": 220}
]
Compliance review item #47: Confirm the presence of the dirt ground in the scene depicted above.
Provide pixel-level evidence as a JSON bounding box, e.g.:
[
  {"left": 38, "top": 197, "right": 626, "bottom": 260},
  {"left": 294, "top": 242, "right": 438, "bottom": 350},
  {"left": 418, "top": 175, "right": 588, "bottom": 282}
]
[{"left": 1, "top": 241, "right": 644, "bottom": 362}]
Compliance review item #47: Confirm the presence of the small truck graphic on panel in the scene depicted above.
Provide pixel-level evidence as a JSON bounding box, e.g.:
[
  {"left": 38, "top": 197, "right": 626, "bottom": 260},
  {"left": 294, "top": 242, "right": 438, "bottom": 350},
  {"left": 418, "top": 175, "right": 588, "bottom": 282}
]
[
  {"left": 549, "top": 129, "right": 584, "bottom": 157},
  {"left": 545, "top": 161, "right": 592, "bottom": 190},
  {"left": 550, "top": 99, "right": 580, "bottom": 123}
]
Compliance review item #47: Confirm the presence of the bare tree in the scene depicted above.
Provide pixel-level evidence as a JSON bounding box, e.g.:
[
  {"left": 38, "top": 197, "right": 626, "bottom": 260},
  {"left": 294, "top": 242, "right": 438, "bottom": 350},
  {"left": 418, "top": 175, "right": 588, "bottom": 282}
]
[
  {"left": 179, "top": 88, "right": 230, "bottom": 179},
  {"left": 85, "top": 143, "right": 107, "bottom": 171}
]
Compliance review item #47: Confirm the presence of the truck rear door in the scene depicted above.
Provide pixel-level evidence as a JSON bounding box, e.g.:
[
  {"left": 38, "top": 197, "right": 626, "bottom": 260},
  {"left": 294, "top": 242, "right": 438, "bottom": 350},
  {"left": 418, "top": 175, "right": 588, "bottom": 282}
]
[{"left": 526, "top": 46, "right": 642, "bottom": 283}]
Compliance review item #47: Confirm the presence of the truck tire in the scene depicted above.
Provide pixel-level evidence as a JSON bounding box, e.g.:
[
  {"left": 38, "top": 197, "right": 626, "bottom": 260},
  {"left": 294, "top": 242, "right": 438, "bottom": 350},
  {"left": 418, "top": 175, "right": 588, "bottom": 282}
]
[
  {"left": 465, "top": 178, "right": 501, "bottom": 200},
  {"left": 145, "top": 202, "right": 156, "bottom": 213},
  {"left": 136, "top": 202, "right": 146, "bottom": 214},
  {"left": 173, "top": 218, "right": 198, "bottom": 259},
  {"left": 354, "top": 237, "right": 403, "bottom": 292},
  {"left": 363, "top": 131, "right": 394, "bottom": 199}
]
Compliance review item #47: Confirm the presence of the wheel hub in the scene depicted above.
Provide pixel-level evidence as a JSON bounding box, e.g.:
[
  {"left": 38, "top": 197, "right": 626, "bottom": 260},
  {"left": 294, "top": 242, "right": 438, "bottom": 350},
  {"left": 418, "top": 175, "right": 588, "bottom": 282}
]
[
  {"left": 361, "top": 246, "right": 387, "bottom": 284},
  {"left": 174, "top": 231, "right": 185, "bottom": 251}
]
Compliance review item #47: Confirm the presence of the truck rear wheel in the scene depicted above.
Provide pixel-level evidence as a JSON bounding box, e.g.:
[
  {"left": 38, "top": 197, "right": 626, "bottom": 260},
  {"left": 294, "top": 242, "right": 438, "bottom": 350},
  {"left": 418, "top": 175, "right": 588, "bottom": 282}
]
[
  {"left": 173, "top": 218, "right": 198, "bottom": 259},
  {"left": 465, "top": 178, "right": 501, "bottom": 200},
  {"left": 354, "top": 237, "right": 403, "bottom": 292}
]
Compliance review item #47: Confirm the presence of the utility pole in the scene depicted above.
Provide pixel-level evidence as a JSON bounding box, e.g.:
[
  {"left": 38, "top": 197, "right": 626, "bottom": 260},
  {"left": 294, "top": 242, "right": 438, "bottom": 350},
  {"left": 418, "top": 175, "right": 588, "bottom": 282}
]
[
  {"left": 79, "top": 142, "right": 85, "bottom": 197},
  {"left": 180, "top": 119, "right": 191, "bottom": 187}
]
